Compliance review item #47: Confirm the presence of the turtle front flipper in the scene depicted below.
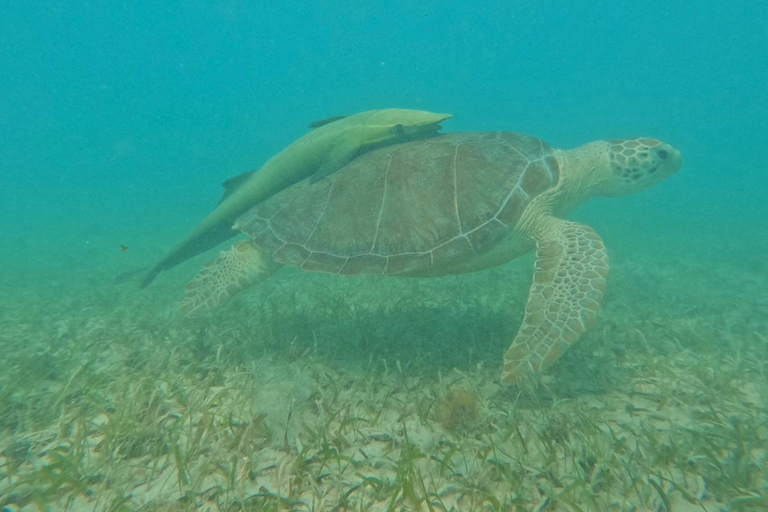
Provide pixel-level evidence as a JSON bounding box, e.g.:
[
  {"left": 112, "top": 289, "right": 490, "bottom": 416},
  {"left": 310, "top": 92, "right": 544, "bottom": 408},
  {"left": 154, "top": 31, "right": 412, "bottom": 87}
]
[
  {"left": 501, "top": 220, "right": 609, "bottom": 384},
  {"left": 179, "top": 241, "right": 281, "bottom": 318}
]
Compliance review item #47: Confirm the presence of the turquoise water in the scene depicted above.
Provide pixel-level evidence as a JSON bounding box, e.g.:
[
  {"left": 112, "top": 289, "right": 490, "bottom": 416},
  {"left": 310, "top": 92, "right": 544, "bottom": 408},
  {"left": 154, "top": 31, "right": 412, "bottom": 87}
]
[
  {"left": 2, "top": 1, "right": 766, "bottom": 269},
  {"left": 1, "top": 2, "right": 766, "bottom": 511}
]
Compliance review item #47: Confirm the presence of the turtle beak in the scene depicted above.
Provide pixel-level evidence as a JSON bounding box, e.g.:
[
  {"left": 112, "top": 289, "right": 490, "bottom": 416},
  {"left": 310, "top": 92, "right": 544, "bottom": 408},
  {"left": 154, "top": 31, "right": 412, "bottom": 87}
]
[
  {"left": 670, "top": 147, "right": 682, "bottom": 173},
  {"left": 654, "top": 143, "right": 682, "bottom": 174}
]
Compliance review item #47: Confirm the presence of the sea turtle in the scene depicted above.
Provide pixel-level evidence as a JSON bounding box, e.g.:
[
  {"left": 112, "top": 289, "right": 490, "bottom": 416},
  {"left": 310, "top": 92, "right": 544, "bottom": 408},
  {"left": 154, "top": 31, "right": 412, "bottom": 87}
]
[{"left": 179, "top": 132, "right": 681, "bottom": 383}]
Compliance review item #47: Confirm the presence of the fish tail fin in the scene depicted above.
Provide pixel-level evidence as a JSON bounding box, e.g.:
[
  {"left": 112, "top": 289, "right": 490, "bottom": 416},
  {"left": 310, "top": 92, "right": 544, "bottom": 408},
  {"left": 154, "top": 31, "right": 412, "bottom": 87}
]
[
  {"left": 113, "top": 266, "right": 149, "bottom": 285},
  {"left": 139, "top": 266, "right": 163, "bottom": 288}
]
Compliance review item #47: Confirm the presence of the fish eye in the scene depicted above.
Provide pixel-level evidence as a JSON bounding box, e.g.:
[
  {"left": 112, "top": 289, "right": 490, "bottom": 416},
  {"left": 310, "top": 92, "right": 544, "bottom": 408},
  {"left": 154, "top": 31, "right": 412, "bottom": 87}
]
[
  {"left": 394, "top": 124, "right": 405, "bottom": 134},
  {"left": 657, "top": 149, "right": 669, "bottom": 160}
]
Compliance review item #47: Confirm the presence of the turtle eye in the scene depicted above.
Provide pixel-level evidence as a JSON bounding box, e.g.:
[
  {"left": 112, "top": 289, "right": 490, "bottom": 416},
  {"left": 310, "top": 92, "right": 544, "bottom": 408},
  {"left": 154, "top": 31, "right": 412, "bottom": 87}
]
[
  {"left": 393, "top": 124, "right": 405, "bottom": 135},
  {"left": 657, "top": 149, "right": 669, "bottom": 160}
]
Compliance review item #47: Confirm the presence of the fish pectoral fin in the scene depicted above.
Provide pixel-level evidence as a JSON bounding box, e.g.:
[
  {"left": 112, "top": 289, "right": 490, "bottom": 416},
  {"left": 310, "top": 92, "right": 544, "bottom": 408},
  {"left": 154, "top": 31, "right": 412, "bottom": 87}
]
[
  {"left": 219, "top": 170, "right": 256, "bottom": 204},
  {"left": 308, "top": 115, "right": 347, "bottom": 129},
  {"left": 308, "top": 142, "right": 358, "bottom": 183}
]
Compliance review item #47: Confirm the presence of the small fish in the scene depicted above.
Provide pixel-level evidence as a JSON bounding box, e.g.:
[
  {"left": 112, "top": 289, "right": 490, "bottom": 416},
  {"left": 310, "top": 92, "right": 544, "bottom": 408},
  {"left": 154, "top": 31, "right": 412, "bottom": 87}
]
[{"left": 120, "top": 245, "right": 129, "bottom": 252}]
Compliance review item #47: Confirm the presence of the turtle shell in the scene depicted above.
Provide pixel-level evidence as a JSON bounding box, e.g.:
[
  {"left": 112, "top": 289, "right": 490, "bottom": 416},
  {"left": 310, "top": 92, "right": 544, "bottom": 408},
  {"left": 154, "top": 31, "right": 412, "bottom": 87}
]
[{"left": 235, "top": 132, "right": 560, "bottom": 275}]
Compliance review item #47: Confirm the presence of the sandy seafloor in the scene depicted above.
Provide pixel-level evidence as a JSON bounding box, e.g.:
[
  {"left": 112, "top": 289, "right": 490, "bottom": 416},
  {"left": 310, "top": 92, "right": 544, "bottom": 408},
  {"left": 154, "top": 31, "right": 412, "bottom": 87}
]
[{"left": 0, "top": 217, "right": 766, "bottom": 512}]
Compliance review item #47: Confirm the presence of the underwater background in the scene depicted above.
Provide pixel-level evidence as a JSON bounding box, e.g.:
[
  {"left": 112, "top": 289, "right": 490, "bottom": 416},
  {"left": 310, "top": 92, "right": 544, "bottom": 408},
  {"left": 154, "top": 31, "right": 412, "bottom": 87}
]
[{"left": 1, "top": 1, "right": 766, "bottom": 511}]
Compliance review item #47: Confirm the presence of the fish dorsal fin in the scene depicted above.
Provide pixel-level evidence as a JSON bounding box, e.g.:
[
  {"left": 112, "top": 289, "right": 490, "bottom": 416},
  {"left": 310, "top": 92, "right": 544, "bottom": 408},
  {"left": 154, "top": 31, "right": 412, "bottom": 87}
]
[
  {"left": 308, "top": 115, "right": 347, "bottom": 129},
  {"left": 219, "top": 170, "right": 255, "bottom": 204}
]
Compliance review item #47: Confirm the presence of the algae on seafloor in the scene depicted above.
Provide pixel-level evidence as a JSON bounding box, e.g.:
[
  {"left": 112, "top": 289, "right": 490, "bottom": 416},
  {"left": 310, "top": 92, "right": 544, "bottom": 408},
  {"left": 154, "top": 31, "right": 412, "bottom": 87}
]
[{"left": 0, "top": 249, "right": 766, "bottom": 511}]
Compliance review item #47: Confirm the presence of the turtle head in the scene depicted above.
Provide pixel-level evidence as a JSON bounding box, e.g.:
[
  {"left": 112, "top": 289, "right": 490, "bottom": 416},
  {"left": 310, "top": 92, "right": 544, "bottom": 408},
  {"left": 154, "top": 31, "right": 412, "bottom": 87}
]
[
  {"left": 363, "top": 109, "right": 453, "bottom": 146},
  {"left": 588, "top": 138, "right": 682, "bottom": 197}
]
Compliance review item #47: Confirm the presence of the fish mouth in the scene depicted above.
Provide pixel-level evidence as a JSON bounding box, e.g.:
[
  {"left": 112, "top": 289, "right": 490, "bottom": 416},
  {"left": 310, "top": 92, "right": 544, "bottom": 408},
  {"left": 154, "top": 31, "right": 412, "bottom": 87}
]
[
  {"left": 425, "top": 113, "right": 453, "bottom": 126},
  {"left": 414, "top": 114, "right": 453, "bottom": 136},
  {"left": 413, "top": 124, "right": 445, "bottom": 139},
  {"left": 412, "top": 113, "right": 453, "bottom": 129}
]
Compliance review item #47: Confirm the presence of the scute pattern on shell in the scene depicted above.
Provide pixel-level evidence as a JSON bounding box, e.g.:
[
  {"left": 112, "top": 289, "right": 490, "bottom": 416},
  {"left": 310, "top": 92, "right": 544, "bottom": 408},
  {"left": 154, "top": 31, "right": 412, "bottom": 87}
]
[{"left": 236, "top": 132, "right": 560, "bottom": 275}]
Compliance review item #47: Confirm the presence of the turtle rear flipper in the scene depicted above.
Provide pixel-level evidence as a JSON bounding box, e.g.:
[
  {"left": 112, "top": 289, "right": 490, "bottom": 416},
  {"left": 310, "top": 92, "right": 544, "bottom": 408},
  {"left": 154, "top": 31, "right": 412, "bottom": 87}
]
[
  {"left": 501, "top": 220, "right": 609, "bottom": 384},
  {"left": 179, "top": 241, "right": 281, "bottom": 318}
]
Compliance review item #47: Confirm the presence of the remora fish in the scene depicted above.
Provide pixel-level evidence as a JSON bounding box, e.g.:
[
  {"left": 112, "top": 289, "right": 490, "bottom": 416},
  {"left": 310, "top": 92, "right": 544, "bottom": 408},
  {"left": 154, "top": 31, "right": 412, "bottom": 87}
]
[{"left": 139, "top": 108, "right": 453, "bottom": 287}]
